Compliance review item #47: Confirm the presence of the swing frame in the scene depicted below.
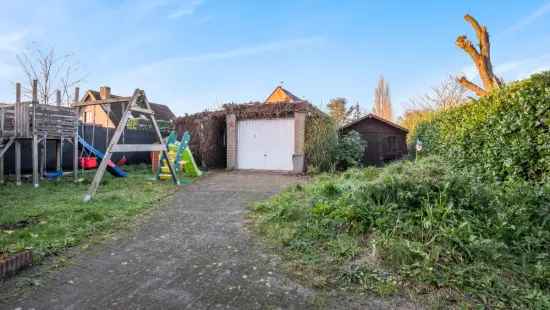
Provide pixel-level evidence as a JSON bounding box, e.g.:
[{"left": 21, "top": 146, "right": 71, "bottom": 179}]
[{"left": 81, "top": 89, "right": 178, "bottom": 202}]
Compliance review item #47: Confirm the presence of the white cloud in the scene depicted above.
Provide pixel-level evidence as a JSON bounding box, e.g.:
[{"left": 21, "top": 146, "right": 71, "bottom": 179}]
[
  {"left": 0, "top": 30, "right": 28, "bottom": 53},
  {"left": 504, "top": 2, "right": 550, "bottom": 34},
  {"left": 168, "top": 0, "right": 204, "bottom": 19},
  {"left": 132, "top": 36, "right": 326, "bottom": 74}
]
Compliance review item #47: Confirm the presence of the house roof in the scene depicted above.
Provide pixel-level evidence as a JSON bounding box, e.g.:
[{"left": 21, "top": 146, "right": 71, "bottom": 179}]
[
  {"left": 341, "top": 113, "right": 409, "bottom": 133},
  {"left": 79, "top": 89, "right": 175, "bottom": 125},
  {"left": 265, "top": 86, "right": 304, "bottom": 104}
]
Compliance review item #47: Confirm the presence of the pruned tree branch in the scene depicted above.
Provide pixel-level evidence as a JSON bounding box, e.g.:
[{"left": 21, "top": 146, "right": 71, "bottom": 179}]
[
  {"left": 457, "top": 76, "right": 487, "bottom": 97},
  {"left": 456, "top": 14, "right": 503, "bottom": 96}
]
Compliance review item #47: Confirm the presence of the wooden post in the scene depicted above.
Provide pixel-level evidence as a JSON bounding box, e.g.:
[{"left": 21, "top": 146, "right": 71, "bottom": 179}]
[
  {"left": 15, "top": 141, "right": 21, "bottom": 186},
  {"left": 56, "top": 89, "right": 61, "bottom": 107},
  {"left": 0, "top": 138, "right": 15, "bottom": 185},
  {"left": 74, "top": 87, "right": 80, "bottom": 104},
  {"left": 56, "top": 138, "right": 63, "bottom": 173},
  {"left": 83, "top": 93, "right": 137, "bottom": 202},
  {"left": 32, "top": 135, "right": 39, "bottom": 187},
  {"left": 0, "top": 151, "right": 3, "bottom": 185},
  {"left": 32, "top": 80, "right": 38, "bottom": 103},
  {"left": 40, "top": 135, "right": 47, "bottom": 179},
  {"left": 15, "top": 83, "right": 21, "bottom": 136},
  {"left": 74, "top": 133, "right": 78, "bottom": 183}
]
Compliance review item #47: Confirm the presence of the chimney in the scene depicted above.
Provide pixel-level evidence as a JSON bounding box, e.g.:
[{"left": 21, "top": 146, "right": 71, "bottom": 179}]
[{"left": 99, "top": 86, "right": 111, "bottom": 100}]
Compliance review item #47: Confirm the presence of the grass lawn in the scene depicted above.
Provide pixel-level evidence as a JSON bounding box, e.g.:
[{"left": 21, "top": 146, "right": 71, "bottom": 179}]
[{"left": 0, "top": 165, "right": 179, "bottom": 262}]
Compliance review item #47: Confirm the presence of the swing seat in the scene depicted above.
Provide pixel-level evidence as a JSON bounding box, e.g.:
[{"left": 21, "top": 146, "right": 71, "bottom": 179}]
[{"left": 80, "top": 156, "right": 98, "bottom": 169}]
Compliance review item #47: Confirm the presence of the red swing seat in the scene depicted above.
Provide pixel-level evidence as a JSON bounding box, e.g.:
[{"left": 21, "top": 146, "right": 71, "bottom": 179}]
[{"left": 80, "top": 156, "right": 97, "bottom": 169}]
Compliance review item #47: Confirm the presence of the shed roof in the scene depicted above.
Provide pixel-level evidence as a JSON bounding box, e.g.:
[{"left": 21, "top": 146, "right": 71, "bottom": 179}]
[{"left": 342, "top": 113, "right": 409, "bottom": 133}]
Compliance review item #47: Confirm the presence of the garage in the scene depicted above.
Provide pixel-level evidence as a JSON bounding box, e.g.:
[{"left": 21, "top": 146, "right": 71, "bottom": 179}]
[{"left": 237, "top": 118, "right": 295, "bottom": 171}]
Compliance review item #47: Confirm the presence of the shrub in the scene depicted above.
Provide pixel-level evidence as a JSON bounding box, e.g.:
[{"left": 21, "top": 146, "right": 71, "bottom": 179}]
[
  {"left": 305, "top": 114, "right": 338, "bottom": 172},
  {"left": 251, "top": 156, "right": 550, "bottom": 308},
  {"left": 334, "top": 130, "right": 366, "bottom": 170},
  {"left": 415, "top": 71, "right": 550, "bottom": 183}
]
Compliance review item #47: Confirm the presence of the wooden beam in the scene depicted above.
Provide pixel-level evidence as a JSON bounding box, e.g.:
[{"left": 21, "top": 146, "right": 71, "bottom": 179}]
[
  {"left": 73, "top": 132, "right": 78, "bottom": 182},
  {"left": 32, "top": 135, "right": 39, "bottom": 187},
  {"left": 15, "top": 141, "right": 21, "bottom": 186},
  {"left": 0, "top": 137, "right": 14, "bottom": 158},
  {"left": 83, "top": 90, "right": 140, "bottom": 202},
  {"left": 0, "top": 150, "right": 3, "bottom": 185},
  {"left": 56, "top": 90, "right": 62, "bottom": 106},
  {"left": 32, "top": 80, "right": 38, "bottom": 103},
  {"left": 111, "top": 144, "right": 165, "bottom": 153},
  {"left": 74, "top": 87, "right": 80, "bottom": 103},
  {"left": 41, "top": 135, "right": 47, "bottom": 179},
  {"left": 71, "top": 97, "right": 132, "bottom": 107},
  {"left": 130, "top": 106, "right": 154, "bottom": 115},
  {"left": 56, "top": 138, "right": 63, "bottom": 172},
  {"left": 143, "top": 94, "right": 179, "bottom": 185}
]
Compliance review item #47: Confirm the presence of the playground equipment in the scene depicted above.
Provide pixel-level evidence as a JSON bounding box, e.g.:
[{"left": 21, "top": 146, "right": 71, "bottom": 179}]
[
  {"left": 0, "top": 80, "right": 79, "bottom": 187},
  {"left": 156, "top": 131, "right": 202, "bottom": 181},
  {"left": 73, "top": 89, "right": 178, "bottom": 202},
  {"left": 78, "top": 135, "right": 127, "bottom": 177}
]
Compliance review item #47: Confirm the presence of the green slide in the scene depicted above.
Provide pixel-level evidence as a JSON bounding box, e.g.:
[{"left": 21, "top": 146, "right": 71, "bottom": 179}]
[{"left": 182, "top": 147, "right": 202, "bottom": 177}]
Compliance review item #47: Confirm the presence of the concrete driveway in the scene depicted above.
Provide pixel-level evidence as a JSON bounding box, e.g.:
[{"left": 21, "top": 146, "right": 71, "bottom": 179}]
[{"left": 0, "top": 171, "right": 417, "bottom": 310}]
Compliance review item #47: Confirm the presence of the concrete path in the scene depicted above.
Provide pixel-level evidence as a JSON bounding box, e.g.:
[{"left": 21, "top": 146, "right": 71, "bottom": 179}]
[{"left": 0, "top": 171, "right": 417, "bottom": 310}]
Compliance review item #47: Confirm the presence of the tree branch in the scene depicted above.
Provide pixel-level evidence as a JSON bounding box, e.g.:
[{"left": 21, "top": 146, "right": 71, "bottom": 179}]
[{"left": 457, "top": 76, "right": 487, "bottom": 97}]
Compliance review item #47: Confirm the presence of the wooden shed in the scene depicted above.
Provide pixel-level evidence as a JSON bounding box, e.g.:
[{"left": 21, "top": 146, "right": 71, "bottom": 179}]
[{"left": 341, "top": 113, "right": 408, "bottom": 165}]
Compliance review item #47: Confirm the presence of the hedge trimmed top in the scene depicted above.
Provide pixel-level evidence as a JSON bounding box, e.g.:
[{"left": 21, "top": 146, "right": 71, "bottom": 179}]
[{"left": 415, "top": 71, "right": 550, "bottom": 183}]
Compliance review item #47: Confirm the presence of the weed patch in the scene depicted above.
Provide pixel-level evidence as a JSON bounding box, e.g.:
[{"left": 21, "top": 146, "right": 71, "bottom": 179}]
[{"left": 250, "top": 157, "right": 550, "bottom": 308}]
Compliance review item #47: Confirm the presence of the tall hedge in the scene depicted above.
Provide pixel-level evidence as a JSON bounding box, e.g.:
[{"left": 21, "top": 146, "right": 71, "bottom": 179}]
[{"left": 415, "top": 71, "right": 550, "bottom": 182}]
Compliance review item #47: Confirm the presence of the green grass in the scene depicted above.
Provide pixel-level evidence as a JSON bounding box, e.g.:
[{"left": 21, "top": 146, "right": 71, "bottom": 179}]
[
  {"left": 250, "top": 157, "right": 550, "bottom": 309},
  {"left": 0, "top": 165, "right": 178, "bottom": 262}
]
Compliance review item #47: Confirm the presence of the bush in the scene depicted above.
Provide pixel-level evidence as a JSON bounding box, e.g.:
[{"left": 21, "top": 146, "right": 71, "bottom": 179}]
[
  {"left": 414, "top": 71, "right": 550, "bottom": 183},
  {"left": 334, "top": 130, "right": 366, "bottom": 170},
  {"left": 252, "top": 156, "right": 550, "bottom": 308},
  {"left": 305, "top": 114, "right": 338, "bottom": 172}
]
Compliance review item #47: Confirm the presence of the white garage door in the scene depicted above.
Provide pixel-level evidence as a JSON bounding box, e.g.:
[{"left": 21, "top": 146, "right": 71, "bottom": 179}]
[{"left": 237, "top": 118, "right": 295, "bottom": 171}]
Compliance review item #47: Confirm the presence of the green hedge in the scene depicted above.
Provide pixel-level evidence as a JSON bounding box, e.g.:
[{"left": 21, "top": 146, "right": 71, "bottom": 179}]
[{"left": 415, "top": 71, "right": 550, "bottom": 183}]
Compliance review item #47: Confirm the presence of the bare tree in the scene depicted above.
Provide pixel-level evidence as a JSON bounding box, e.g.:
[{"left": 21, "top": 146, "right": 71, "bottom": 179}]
[
  {"left": 16, "top": 43, "right": 84, "bottom": 105},
  {"left": 456, "top": 15, "right": 503, "bottom": 96},
  {"left": 409, "top": 75, "right": 469, "bottom": 111},
  {"left": 373, "top": 76, "right": 393, "bottom": 121}
]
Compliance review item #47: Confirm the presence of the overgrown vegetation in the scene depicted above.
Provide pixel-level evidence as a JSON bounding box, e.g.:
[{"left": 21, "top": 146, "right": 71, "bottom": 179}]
[
  {"left": 305, "top": 115, "right": 366, "bottom": 173},
  {"left": 254, "top": 72, "right": 550, "bottom": 308},
  {"left": 415, "top": 71, "right": 550, "bottom": 183},
  {"left": 252, "top": 157, "right": 550, "bottom": 308},
  {"left": 0, "top": 166, "right": 176, "bottom": 262}
]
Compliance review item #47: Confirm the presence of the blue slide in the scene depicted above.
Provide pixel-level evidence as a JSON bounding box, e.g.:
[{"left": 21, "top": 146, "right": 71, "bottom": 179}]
[{"left": 78, "top": 136, "right": 128, "bottom": 177}]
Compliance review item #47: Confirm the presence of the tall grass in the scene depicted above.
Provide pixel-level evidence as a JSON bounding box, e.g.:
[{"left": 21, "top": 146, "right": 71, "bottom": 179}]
[{"left": 251, "top": 157, "right": 550, "bottom": 308}]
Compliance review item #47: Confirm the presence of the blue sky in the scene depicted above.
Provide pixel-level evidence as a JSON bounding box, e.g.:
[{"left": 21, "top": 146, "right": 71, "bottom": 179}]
[{"left": 0, "top": 1, "right": 549, "bottom": 117}]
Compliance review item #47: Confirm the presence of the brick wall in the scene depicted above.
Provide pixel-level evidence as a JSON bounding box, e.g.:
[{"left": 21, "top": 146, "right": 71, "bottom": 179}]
[{"left": 226, "top": 114, "right": 237, "bottom": 169}]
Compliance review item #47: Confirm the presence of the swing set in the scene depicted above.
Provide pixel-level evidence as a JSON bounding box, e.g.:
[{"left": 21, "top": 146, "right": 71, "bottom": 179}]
[{"left": 73, "top": 89, "right": 179, "bottom": 202}]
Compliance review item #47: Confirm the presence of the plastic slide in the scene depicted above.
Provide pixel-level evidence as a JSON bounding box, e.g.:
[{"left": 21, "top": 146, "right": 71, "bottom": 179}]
[
  {"left": 78, "top": 136, "right": 128, "bottom": 177},
  {"left": 181, "top": 147, "right": 202, "bottom": 177}
]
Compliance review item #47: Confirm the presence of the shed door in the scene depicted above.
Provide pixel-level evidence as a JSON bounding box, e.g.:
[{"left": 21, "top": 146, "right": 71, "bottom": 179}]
[{"left": 237, "top": 118, "right": 295, "bottom": 171}]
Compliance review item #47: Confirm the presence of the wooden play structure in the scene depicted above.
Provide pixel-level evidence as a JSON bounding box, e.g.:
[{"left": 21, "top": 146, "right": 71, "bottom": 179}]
[
  {"left": 72, "top": 89, "right": 178, "bottom": 202},
  {"left": 0, "top": 80, "right": 79, "bottom": 187}
]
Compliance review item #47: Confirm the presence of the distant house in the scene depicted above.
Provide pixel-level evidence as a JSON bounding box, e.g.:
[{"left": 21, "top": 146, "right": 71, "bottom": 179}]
[
  {"left": 77, "top": 86, "right": 175, "bottom": 128},
  {"left": 341, "top": 114, "right": 408, "bottom": 165},
  {"left": 265, "top": 86, "right": 303, "bottom": 104}
]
